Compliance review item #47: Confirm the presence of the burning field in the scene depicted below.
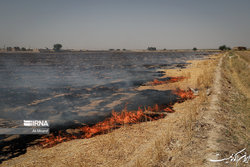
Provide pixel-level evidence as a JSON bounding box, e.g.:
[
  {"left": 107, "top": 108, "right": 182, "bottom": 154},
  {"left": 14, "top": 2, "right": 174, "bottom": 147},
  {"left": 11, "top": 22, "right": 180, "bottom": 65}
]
[
  {"left": 0, "top": 51, "right": 217, "bottom": 165},
  {"left": 40, "top": 87, "right": 195, "bottom": 148}
]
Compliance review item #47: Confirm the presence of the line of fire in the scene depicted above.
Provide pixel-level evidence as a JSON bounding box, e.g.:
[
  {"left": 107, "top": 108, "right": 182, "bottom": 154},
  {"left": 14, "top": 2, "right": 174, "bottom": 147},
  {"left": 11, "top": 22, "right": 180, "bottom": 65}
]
[{"left": 40, "top": 76, "right": 195, "bottom": 148}]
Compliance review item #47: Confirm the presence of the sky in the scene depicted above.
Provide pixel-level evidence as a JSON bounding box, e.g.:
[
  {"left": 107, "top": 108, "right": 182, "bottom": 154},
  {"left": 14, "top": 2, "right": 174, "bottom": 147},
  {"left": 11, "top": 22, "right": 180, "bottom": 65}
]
[{"left": 0, "top": 0, "right": 250, "bottom": 50}]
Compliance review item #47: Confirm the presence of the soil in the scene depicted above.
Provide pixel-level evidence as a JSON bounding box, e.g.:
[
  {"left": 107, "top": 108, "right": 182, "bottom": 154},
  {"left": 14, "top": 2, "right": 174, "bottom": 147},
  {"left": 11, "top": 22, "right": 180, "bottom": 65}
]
[{"left": 202, "top": 54, "right": 225, "bottom": 166}]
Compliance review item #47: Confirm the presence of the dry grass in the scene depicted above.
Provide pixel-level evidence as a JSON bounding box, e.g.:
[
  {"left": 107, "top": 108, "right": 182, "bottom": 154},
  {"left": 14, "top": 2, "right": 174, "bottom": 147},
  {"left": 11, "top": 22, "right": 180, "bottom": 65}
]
[
  {"left": 231, "top": 51, "right": 250, "bottom": 97},
  {"left": 137, "top": 55, "right": 219, "bottom": 92},
  {"left": 212, "top": 51, "right": 250, "bottom": 166},
  {"left": 131, "top": 54, "right": 222, "bottom": 166},
  {"left": 1, "top": 54, "right": 222, "bottom": 167},
  {"left": 237, "top": 51, "right": 250, "bottom": 63},
  {"left": 196, "top": 58, "right": 217, "bottom": 90}
]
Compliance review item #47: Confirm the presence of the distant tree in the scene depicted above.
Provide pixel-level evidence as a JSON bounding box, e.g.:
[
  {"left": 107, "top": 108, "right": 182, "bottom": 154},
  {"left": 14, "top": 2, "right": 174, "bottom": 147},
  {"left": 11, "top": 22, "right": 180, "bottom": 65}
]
[
  {"left": 53, "top": 44, "right": 62, "bottom": 52},
  {"left": 163, "top": 48, "right": 167, "bottom": 51},
  {"left": 7, "top": 47, "right": 12, "bottom": 51},
  {"left": 147, "top": 47, "right": 156, "bottom": 51},
  {"left": 109, "top": 49, "right": 114, "bottom": 51},
  {"left": 21, "top": 47, "right": 26, "bottom": 51},
  {"left": 219, "top": 45, "right": 226, "bottom": 51},
  {"left": 122, "top": 48, "right": 126, "bottom": 51},
  {"left": 219, "top": 45, "right": 231, "bottom": 51},
  {"left": 193, "top": 47, "right": 197, "bottom": 51},
  {"left": 14, "top": 47, "right": 20, "bottom": 51}
]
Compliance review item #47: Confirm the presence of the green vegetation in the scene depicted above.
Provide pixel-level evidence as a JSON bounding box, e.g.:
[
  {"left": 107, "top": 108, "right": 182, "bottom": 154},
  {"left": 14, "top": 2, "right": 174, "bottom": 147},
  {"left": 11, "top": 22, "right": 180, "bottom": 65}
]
[
  {"left": 6, "top": 47, "right": 12, "bottom": 51},
  {"left": 5, "top": 46, "right": 29, "bottom": 51},
  {"left": 193, "top": 47, "right": 197, "bottom": 51},
  {"left": 21, "top": 47, "right": 26, "bottom": 51},
  {"left": 147, "top": 47, "right": 156, "bottom": 51},
  {"left": 14, "top": 46, "right": 20, "bottom": 51},
  {"left": 53, "top": 44, "right": 62, "bottom": 52},
  {"left": 219, "top": 45, "right": 231, "bottom": 51}
]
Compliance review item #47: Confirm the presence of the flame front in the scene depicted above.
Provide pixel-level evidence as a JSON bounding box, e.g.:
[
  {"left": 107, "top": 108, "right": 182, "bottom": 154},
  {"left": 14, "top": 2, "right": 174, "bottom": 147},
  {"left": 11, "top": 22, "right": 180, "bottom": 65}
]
[
  {"left": 40, "top": 104, "right": 174, "bottom": 148},
  {"left": 40, "top": 77, "right": 196, "bottom": 148},
  {"left": 172, "top": 88, "right": 195, "bottom": 100},
  {"left": 150, "top": 76, "right": 186, "bottom": 86},
  {"left": 81, "top": 107, "right": 145, "bottom": 139}
]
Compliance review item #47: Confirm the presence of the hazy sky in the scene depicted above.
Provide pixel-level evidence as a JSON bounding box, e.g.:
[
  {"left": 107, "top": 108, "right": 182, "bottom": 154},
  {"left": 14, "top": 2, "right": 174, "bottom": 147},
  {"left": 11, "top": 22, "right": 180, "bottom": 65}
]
[{"left": 0, "top": 0, "right": 250, "bottom": 50}]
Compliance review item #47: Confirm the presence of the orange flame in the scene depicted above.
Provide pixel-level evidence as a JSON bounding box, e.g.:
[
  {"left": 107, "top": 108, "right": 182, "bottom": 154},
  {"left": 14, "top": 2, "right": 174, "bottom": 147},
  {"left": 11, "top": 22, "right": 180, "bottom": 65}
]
[
  {"left": 40, "top": 81, "right": 196, "bottom": 148},
  {"left": 40, "top": 104, "right": 175, "bottom": 148},
  {"left": 163, "top": 107, "right": 175, "bottom": 113},
  {"left": 150, "top": 76, "right": 186, "bottom": 86},
  {"left": 81, "top": 107, "right": 144, "bottom": 138},
  {"left": 40, "top": 107, "right": 148, "bottom": 148},
  {"left": 172, "top": 88, "right": 195, "bottom": 100}
]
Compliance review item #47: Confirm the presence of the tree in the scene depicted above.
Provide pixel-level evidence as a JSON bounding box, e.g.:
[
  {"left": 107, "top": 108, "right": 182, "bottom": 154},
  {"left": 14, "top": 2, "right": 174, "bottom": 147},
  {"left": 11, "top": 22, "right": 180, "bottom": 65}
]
[
  {"left": 53, "top": 44, "right": 62, "bottom": 52},
  {"left": 147, "top": 47, "right": 156, "bottom": 51},
  {"left": 193, "top": 47, "right": 197, "bottom": 51},
  {"left": 7, "top": 47, "right": 12, "bottom": 51},
  {"left": 21, "top": 47, "right": 26, "bottom": 51},
  {"left": 219, "top": 45, "right": 231, "bottom": 51},
  {"left": 219, "top": 45, "right": 226, "bottom": 51},
  {"left": 14, "top": 46, "right": 20, "bottom": 51}
]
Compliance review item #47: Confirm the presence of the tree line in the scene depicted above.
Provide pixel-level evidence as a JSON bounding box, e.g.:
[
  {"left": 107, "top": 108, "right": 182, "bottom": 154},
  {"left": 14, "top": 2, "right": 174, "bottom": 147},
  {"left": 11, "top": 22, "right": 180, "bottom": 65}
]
[
  {"left": 5, "top": 46, "right": 33, "bottom": 51},
  {"left": 3, "top": 44, "right": 233, "bottom": 52}
]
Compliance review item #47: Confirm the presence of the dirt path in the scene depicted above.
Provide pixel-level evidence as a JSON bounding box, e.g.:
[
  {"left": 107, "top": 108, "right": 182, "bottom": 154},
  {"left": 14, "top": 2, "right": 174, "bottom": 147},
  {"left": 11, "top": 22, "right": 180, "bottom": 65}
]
[{"left": 203, "top": 54, "right": 225, "bottom": 166}]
